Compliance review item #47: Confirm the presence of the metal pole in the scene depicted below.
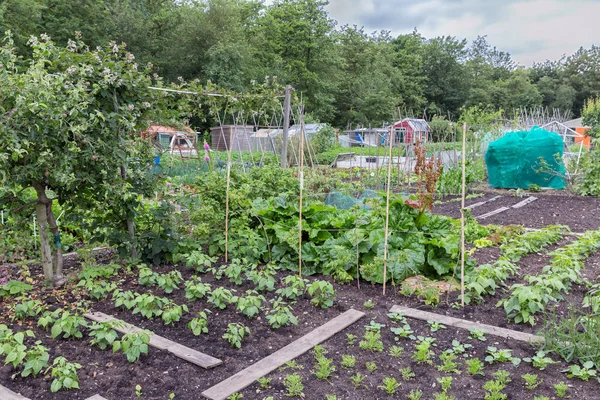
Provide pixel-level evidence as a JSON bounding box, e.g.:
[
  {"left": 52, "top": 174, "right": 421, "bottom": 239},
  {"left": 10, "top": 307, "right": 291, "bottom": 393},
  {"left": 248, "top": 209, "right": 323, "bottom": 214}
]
[
  {"left": 460, "top": 123, "right": 467, "bottom": 307},
  {"left": 281, "top": 86, "right": 292, "bottom": 168}
]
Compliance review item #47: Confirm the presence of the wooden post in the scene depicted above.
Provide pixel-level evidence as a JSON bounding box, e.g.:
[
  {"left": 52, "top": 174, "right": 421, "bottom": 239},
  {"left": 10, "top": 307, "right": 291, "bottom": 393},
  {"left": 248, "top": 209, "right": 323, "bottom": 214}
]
[
  {"left": 281, "top": 86, "right": 292, "bottom": 168},
  {"left": 382, "top": 125, "right": 394, "bottom": 295},
  {"left": 298, "top": 107, "right": 305, "bottom": 276},
  {"left": 225, "top": 126, "right": 234, "bottom": 263},
  {"left": 460, "top": 122, "right": 467, "bottom": 307}
]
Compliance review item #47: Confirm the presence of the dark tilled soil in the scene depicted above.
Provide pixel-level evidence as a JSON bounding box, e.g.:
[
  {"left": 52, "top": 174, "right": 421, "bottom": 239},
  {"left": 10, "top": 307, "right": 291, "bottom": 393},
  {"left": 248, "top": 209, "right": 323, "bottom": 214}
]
[
  {"left": 241, "top": 316, "right": 598, "bottom": 400},
  {"left": 433, "top": 192, "right": 600, "bottom": 232},
  {"left": 1, "top": 252, "right": 598, "bottom": 400}
]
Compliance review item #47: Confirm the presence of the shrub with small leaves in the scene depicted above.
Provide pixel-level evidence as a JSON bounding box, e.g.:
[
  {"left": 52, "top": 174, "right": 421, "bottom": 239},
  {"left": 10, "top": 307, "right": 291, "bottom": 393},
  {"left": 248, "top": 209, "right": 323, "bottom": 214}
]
[
  {"left": 113, "top": 331, "right": 150, "bottom": 363},
  {"left": 276, "top": 275, "right": 308, "bottom": 300},
  {"left": 223, "top": 323, "right": 250, "bottom": 349},
  {"left": 307, "top": 280, "right": 336, "bottom": 308},
  {"left": 365, "top": 361, "right": 377, "bottom": 372},
  {"left": 257, "top": 377, "right": 271, "bottom": 389},
  {"left": 21, "top": 341, "right": 50, "bottom": 378},
  {"left": 161, "top": 301, "right": 188, "bottom": 325},
  {"left": 407, "top": 389, "right": 423, "bottom": 400},
  {"left": 266, "top": 298, "right": 298, "bottom": 329},
  {"left": 350, "top": 372, "right": 366, "bottom": 388},
  {"left": 554, "top": 381, "right": 568, "bottom": 398},
  {"left": 208, "top": 287, "right": 237, "bottom": 309},
  {"left": 522, "top": 373, "right": 542, "bottom": 389},
  {"left": 89, "top": 321, "right": 120, "bottom": 350},
  {"left": 236, "top": 290, "right": 265, "bottom": 319},
  {"left": 188, "top": 310, "right": 211, "bottom": 336},
  {"left": 184, "top": 276, "right": 211, "bottom": 301},
  {"left": 400, "top": 367, "right": 415, "bottom": 381},
  {"left": 388, "top": 345, "right": 404, "bottom": 358},
  {"left": 359, "top": 331, "right": 384, "bottom": 352},
  {"left": 156, "top": 270, "right": 183, "bottom": 293},
  {"left": 465, "top": 358, "right": 485, "bottom": 376},
  {"left": 311, "top": 354, "right": 336, "bottom": 381},
  {"left": 46, "top": 356, "right": 81, "bottom": 392}
]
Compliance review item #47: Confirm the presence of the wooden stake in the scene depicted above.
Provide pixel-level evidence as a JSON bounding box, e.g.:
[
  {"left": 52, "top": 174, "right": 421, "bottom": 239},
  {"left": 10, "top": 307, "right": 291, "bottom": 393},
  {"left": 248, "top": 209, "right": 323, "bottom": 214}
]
[
  {"left": 298, "top": 108, "right": 305, "bottom": 277},
  {"left": 382, "top": 125, "right": 394, "bottom": 296},
  {"left": 224, "top": 126, "right": 234, "bottom": 263},
  {"left": 460, "top": 122, "right": 467, "bottom": 307}
]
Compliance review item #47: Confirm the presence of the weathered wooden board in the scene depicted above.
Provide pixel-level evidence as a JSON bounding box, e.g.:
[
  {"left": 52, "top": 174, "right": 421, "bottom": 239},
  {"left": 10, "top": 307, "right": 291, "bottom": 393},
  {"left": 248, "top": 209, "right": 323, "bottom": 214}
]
[
  {"left": 475, "top": 206, "right": 510, "bottom": 220},
  {"left": 202, "top": 309, "right": 365, "bottom": 400},
  {"left": 512, "top": 196, "right": 537, "bottom": 209},
  {"left": 0, "top": 384, "right": 30, "bottom": 400},
  {"left": 85, "top": 395, "right": 109, "bottom": 400},
  {"left": 84, "top": 312, "right": 222, "bottom": 368},
  {"left": 389, "top": 305, "right": 544, "bottom": 344},
  {"left": 465, "top": 195, "right": 502, "bottom": 210}
]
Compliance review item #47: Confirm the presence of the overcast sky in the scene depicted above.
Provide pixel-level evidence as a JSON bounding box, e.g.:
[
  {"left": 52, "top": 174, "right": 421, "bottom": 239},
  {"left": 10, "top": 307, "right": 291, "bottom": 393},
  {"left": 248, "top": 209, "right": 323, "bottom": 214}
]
[{"left": 325, "top": 0, "right": 600, "bottom": 66}]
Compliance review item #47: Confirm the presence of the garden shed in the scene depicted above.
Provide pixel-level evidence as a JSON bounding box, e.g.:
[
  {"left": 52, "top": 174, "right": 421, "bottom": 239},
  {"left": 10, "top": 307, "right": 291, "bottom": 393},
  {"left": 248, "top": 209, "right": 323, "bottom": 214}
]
[
  {"left": 143, "top": 125, "right": 196, "bottom": 149},
  {"left": 392, "top": 118, "right": 431, "bottom": 144}
]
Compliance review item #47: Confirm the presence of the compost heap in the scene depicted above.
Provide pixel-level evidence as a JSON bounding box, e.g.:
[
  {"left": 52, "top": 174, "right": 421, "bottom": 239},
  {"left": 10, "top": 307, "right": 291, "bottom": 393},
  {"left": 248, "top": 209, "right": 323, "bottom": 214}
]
[{"left": 485, "top": 126, "right": 566, "bottom": 189}]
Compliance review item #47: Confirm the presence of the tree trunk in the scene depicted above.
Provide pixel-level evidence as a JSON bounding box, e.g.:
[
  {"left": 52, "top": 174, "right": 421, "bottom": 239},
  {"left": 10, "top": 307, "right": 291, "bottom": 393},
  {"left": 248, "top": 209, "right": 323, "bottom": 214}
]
[
  {"left": 120, "top": 166, "right": 137, "bottom": 259},
  {"left": 46, "top": 203, "right": 65, "bottom": 286},
  {"left": 33, "top": 184, "right": 53, "bottom": 282}
]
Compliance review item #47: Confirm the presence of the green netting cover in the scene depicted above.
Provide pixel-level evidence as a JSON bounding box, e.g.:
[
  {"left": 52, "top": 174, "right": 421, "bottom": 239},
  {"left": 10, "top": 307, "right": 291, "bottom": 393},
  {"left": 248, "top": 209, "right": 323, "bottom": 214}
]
[
  {"left": 485, "top": 126, "right": 566, "bottom": 189},
  {"left": 325, "top": 190, "right": 379, "bottom": 209}
]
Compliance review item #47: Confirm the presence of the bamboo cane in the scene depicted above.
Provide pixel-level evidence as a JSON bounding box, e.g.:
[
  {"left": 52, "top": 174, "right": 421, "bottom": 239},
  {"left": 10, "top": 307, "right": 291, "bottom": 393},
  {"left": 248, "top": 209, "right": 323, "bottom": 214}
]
[
  {"left": 224, "top": 126, "right": 234, "bottom": 263},
  {"left": 298, "top": 108, "right": 305, "bottom": 277},
  {"left": 460, "top": 122, "right": 467, "bottom": 306},
  {"left": 382, "top": 125, "right": 394, "bottom": 296}
]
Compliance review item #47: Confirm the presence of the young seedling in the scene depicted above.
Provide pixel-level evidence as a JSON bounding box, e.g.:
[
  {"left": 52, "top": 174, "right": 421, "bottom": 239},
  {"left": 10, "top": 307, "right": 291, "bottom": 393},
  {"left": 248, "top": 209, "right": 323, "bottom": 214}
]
[
  {"left": 533, "top": 397, "right": 550, "bottom": 400},
  {"left": 45, "top": 356, "right": 81, "bottom": 393},
  {"left": 283, "top": 373, "right": 304, "bottom": 397},
  {"left": 400, "top": 367, "right": 415, "bottom": 381},
  {"left": 485, "top": 347, "right": 521, "bottom": 366},
  {"left": 522, "top": 373, "right": 543, "bottom": 389},
  {"left": 365, "top": 361, "right": 377, "bottom": 373},
  {"left": 307, "top": 280, "right": 336, "bottom": 308},
  {"left": 311, "top": 355, "right": 336, "bottom": 381},
  {"left": 482, "top": 379, "right": 507, "bottom": 400},
  {"left": 227, "top": 393, "right": 243, "bottom": 400},
  {"left": 437, "top": 376, "right": 453, "bottom": 392},
  {"left": 470, "top": 328, "right": 487, "bottom": 341},
  {"left": 492, "top": 370, "right": 512, "bottom": 385},
  {"left": 222, "top": 323, "right": 250, "bottom": 349},
  {"left": 562, "top": 362, "right": 597, "bottom": 381},
  {"left": 388, "top": 345, "right": 404, "bottom": 358},
  {"left": 523, "top": 351, "right": 557, "bottom": 370},
  {"left": 411, "top": 336, "right": 436, "bottom": 365},
  {"left": 553, "top": 381, "right": 568, "bottom": 398},
  {"left": 428, "top": 320, "right": 447, "bottom": 333},
  {"left": 188, "top": 310, "right": 211, "bottom": 336},
  {"left": 390, "top": 324, "right": 415, "bottom": 341},
  {"left": 437, "top": 352, "right": 460, "bottom": 373},
  {"left": 350, "top": 372, "right": 366, "bottom": 388},
  {"left": 364, "top": 320, "right": 385, "bottom": 333},
  {"left": 135, "top": 385, "right": 142, "bottom": 398},
  {"left": 406, "top": 389, "right": 423, "bottom": 400},
  {"left": 386, "top": 312, "right": 407, "bottom": 323},
  {"left": 448, "top": 339, "right": 472, "bottom": 355},
  {"left": 341, "top": 354, "right": 356, "bottom": 369},
  {"left": 363, "top": 299, "right": 375, "bottom": 309},
  {"left": 378, "top": 377, "right": 401, "bottom": 395},
  {"left": 346, "top": 333, "right": 357, "bottom": 345},
  {"left": 257, "top": 377, "right": 271, "bottom": 389},
  {"left": 465, "top": 358, "right": 485, "bottom": 376},
  {"left": 283, "top": 360, "right": 304, "bottom": 371},
  {"left": 359, "top": 331, "right": 384, "bottom": 352}
]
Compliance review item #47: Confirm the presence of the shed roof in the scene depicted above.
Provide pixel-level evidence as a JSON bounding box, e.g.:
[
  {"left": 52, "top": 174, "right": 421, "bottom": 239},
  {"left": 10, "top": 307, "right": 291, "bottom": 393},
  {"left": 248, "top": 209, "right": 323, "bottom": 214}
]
[
  {"left": 394, "top": 118, "right": 431, "bottom": 131},
  {"left": 563, "top": 117, "right": 590, "bottom": 129}
]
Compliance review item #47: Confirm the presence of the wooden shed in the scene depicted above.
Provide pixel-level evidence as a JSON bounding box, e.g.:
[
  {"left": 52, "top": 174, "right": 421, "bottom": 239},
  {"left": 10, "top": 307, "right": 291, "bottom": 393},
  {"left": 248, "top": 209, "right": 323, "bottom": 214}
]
[
  {"left": 210, "top": 125, "right": 255, "bottom": 152},
  {"left": 392, "top": 118, "right": 431, "bottom": 144}
]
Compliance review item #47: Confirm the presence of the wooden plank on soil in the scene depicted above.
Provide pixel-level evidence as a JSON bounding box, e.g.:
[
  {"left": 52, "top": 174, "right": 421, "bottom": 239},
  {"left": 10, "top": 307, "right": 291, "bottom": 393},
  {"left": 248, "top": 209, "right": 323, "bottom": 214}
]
[
  {"left": 85, "top": 395, "right": 109, "bottom": 400},
  {"left": 167, "top": 342, "right": 222, "bottom": 369},
  {"left": 512, "top": 196, "right": 537, "bottom": 209},
  {"left": 465, "top": 195, "right": 502, "bottom": 210},
  {"left": 0, "top": 384, "right": 30, "bottom": 400},
  {"left": 389, "top": 305, "right": 544, "bottom": 344},
  {"left": 475, "top": 206, "right": 510, "bottom": 220},
  {"left": 84, "top": 312, "right": 222, "bottom": 368},
  {"left": 201, "top": 309, "right": 365, "bottom": 400}
]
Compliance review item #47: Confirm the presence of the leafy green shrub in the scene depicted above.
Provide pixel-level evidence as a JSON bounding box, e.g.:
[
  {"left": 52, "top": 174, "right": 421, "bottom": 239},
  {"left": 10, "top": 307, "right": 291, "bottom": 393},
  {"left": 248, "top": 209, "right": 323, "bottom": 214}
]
[
  {"left": 89, "top": 321, "right": 120, "bottom": 350},
  {"left": 308, "top": 280, "right": 335, "bottom": 308},
  {"left": 0, "top": 280, "right": 32, "bottom": 298},
  {"left": 161, "top": 301, "right": 188, "bottom": 325},
  {"left": 267, "top": 298, "right": 297, "bottom": 329},
  {"left": 46, "top": 356, "right": 81, "bottom": 392},
  {"left": 184, "top": 276, "right": 212, "bottom": 301},
  {"left": 223, "top": 323, "right": 250, "bottom": 349},
  {"left": 39, "top": 310, "right": 87, "bottom": 340},
  {"left": 10, "top": 298, "right": 45, "bottom": 321},
  {"left": 21, "top": 341, "right": 49, "bottom": 377},
  {"left": 113, "top": 331, "right": 150, "bottom": 363},
  {"left": 188, "top": 310, "right": 211, "bottom": 336},
  {"left": 276, "top": 275, "right": 308, "bottom": 300},
  {"left": 208, "top": 287, "right": 237, "bottom": 310},
  {"left": 235, "top": 290, "right": 265, "bottom": 319}
]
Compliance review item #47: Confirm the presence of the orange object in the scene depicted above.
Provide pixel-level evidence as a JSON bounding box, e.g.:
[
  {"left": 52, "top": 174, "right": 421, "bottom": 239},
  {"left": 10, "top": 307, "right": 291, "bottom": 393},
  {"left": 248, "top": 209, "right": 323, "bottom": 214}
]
[{"left": 575, "top": 127, "right": 591, "bottom": 149}]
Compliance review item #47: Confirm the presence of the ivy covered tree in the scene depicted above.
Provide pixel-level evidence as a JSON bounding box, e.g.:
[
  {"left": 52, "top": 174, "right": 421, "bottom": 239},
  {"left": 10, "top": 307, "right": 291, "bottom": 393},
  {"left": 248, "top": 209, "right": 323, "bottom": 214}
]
[
  {"left": 578, "top": 97, "right": 600, "bottom": 196},
  {"left": 0, "top": 33, "right": 155, "bottom": 285}
]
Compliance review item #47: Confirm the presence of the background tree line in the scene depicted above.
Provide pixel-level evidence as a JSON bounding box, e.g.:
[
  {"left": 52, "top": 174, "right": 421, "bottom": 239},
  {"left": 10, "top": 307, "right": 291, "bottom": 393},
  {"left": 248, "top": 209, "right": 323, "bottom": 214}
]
[{"left": 2, "top": 0, "right": 599, "bottom": 127}]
